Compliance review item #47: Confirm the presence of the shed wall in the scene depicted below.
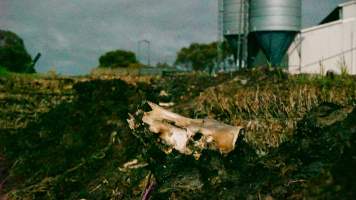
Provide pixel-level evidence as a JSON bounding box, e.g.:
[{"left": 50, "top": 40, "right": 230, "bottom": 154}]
[
  {"left": 288, "top": 18, "right": 356, "bottom": 74},
  {"left": 343, "top": 3, "right": 356, "bottom": 19}
]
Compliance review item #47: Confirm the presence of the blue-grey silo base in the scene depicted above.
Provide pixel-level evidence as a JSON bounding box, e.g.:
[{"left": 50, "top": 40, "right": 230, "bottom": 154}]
[{"left": 254, "top": 31, "right": 297, "bottom": 67}]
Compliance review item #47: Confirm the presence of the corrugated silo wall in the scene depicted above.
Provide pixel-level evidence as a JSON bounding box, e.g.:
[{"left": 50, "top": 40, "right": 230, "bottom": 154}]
[
  {"left": 223, "top": 0, "right": 246, "bottom": 35},
  {"left": 248, "top": 0, "right": 302, "bottom": 67}
]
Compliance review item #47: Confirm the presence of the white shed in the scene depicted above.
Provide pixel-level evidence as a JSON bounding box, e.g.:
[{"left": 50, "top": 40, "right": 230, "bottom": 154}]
[{"left": 288, "top": 1, "right": 356, "bottom": 74}]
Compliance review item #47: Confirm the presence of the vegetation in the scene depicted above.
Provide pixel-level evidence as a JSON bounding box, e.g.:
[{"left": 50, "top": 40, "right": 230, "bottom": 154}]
[
  {"left": 99, "top": 49, "right": 139, "bottom": 68},
  {"left": 156, "top": 62, "right": 171, "bottom": 68},
  {"left": 0, "top": 65, "right": 9, "bottom": 77},
  {"left": 175, "top": 41, "right": 233, "bottom": 73},
  {"left": 0, "top": 69, "right": 356, "bottom": 199},
  {"left": 0, "top": 30, "right": 35, "bottom": 73}
]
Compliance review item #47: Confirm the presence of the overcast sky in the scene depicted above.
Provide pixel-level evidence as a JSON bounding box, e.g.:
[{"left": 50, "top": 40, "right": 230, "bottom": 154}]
[{"left": 0, "top": 0, "right": 350, "bottom": 75}]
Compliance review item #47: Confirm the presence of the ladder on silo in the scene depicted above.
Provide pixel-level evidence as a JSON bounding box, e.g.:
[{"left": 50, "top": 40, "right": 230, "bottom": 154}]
[
  {"left": 237, "top": 0, "right": 249, "bottom": 70},
  {"left": 217, "top": 0, "right": 249, "bottom": 72},
  {"left": 217, "top": 0, "right": 224, "bottom": 71}
]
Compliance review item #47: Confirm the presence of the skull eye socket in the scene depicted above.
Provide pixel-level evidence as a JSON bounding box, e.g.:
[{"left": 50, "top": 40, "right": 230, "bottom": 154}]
[{"left": 193, "top": 132, "right": 203, "bottom": 141}]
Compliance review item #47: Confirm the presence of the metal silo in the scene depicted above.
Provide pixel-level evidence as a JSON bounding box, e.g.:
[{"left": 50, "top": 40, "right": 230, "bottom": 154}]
[
  {"left": 219, "top": 0, "right": 248, "bottom": 68},
  {"left": 223, "top": 0, "right": 245, "bottom": 35},
  {"left": 249, "top": 0, "right": 301, "bottom": 66}
]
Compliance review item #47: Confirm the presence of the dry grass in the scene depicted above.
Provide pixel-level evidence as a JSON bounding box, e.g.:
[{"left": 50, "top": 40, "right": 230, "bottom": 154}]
[
  {"left": 192, "top": 74, "right": 356, "bottom": 151},
  {"left": 90, "top": 68, "right": 154, "bottom": 85}
]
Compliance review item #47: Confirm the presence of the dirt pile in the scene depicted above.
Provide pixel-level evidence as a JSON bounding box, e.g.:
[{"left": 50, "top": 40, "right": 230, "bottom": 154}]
[
  {"left": 192, "top": 70, "right": 356, "bottom": 151},
  {"left": 0, "top": 76, "right": 75, "bottom": 132},
  {"left": 127, "top": 101, "right": 356, "bottom": 199},
  {"left": 0, "top": 78, "right": 155, "bottom": 199},
  {"left": 0, "top": 71, "right": 355, "bottom": 199}
]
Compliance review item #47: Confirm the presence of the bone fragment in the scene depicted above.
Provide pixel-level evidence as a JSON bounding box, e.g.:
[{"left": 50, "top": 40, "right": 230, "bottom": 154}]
[{"left": 142, "top": 102, "right": 244, "bottom": 155}]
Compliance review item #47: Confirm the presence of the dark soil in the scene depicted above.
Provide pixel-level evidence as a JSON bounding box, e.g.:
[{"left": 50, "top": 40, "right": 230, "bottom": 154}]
[{"left": 0, "top": 71, "right": 355, "bottom": 199}]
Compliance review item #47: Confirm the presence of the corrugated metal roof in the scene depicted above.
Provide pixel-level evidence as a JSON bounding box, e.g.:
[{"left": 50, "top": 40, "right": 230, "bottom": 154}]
[
  {"left": 302, "top": 0, "right": 349, "bottom": 28},
  {"left": 338, "top": 0, "right": 356, "bottom": 7}
]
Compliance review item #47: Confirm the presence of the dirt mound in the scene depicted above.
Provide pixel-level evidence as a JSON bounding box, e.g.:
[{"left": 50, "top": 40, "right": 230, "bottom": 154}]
[
  {"left": 0, "top": 71, "right": 356, "bottom": 199},
  {"left": 0, "top": 76, "right": 75, "bottom": 132},
  {"left": 192, "top": 71, "right": 356, "bottom": 151},
  {"left": 0, "top": 79, "right": 154, "bottom": 199},
  {"left": 128, "top": 102, "right": 356, "bottom": 199}
]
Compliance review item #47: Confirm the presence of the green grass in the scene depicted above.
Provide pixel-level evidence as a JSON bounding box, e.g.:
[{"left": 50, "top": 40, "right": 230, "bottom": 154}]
[
  {"left": 0, "top": 66, "right": 10, "bottom": 77},
  {"left": 0, "top": 65, "right": 43, "bottom": 79}
]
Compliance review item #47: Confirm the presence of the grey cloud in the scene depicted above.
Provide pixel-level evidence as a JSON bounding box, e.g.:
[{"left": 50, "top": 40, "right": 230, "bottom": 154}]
[{"left": 0, "top": 0, "right": 351, "bottom": 75}]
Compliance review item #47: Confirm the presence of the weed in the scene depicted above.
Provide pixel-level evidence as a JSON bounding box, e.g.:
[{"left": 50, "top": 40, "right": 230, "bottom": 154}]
[
  {"left": 338, "top": 56, "right": 349, "bottom": 77},
  {"left": 319, "top": 60, "right": 325, "bottom": 76},
  {"left": 340, "top": 66, "right": 349, "bottom": 77}
]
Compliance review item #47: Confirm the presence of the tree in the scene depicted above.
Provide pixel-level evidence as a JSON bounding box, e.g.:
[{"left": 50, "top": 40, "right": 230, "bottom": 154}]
[
  {"left": 99, "top": 49, "right": 138, "bottom": 68},
  {"left": 175, "top": 41, "right": 233, "bottom": 73},
  {"left": 156, "top": 62, "right": 171, "bottom": 68},
  {"left": 0, "top": 30, "right": 34, "bottom": 73}
]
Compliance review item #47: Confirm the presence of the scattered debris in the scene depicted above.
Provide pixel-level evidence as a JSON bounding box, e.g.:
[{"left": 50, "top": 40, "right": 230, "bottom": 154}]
[
  {"left": 159, "top": 90, "right": 169, "bottom": 97},
  {"left": 141, "top": 173, "right": 156, "bottom": 200},
  {"left": 119, "top": 159, "right": 149, "bottom": 172}
]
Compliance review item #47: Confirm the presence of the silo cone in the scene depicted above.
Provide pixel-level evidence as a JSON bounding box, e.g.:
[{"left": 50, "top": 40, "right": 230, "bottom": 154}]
[
  {"left": 250, "top": 0, "right": 301, "bottom": 67},
  {"left": 255, "top": 31, "right": 297, "bottom": 66}
]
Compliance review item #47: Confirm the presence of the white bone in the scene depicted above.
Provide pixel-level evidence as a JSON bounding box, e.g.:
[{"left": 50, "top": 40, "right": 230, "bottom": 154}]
[{"left": 141, "top": 102, "right": 244, "bottom": 155}]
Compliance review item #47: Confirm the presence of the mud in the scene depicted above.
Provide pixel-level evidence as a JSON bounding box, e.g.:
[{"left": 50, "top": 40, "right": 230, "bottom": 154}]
[{"left": 0, "top": 71, "right": 355, "bottom": 199}]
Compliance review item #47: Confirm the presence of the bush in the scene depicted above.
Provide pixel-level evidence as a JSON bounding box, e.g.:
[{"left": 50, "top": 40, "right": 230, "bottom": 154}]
[
  {"left": 175, "top": 41, "right": 233, "bottom": 73},
  {"left": 99, "top": 49, "right": 138, "bottom": 68},
  {"left": 0, "top": 30, "right": 34, "bottom": 73},
  {"left": 156, "top": 62, "right": 171, "bottom": 68},
  {"left": 0, "top": 65, "right": 9, "bottom": 76}
]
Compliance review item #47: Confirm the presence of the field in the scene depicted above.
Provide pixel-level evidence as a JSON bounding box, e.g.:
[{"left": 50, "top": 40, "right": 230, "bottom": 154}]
[{"left": 0, "top": 69, "right": 356, "bottom": 199}]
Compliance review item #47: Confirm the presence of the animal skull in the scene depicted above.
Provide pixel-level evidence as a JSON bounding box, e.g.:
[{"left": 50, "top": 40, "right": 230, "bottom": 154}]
[{"left": 139, "top": 102, "right": 244, "bottom": 157}]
